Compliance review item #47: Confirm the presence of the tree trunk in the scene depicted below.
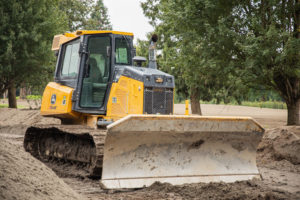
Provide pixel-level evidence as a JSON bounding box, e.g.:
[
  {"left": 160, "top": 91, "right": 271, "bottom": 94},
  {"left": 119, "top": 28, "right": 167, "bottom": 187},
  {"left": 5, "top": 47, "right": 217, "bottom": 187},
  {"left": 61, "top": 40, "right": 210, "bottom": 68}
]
[
  {"left": 3, "top": 90, "right": 8, "bottom": 99},
  {"left": 8, "top": 81, "right": 17, "bottom": 108},
  {"left": 20, "top": 88, "right": 26, "bottom": 99},
  {"left": 237, "top": 99, "right": 242, "bottom": 105},
  {"left": 287, "top": 99, "right": 300, "bottom": 125},
  {"left": 190, "top": 88, "right": 202, "bottom": 115},
  {"left": 20, "top": 83, "right": 26, "bottom": 99}
]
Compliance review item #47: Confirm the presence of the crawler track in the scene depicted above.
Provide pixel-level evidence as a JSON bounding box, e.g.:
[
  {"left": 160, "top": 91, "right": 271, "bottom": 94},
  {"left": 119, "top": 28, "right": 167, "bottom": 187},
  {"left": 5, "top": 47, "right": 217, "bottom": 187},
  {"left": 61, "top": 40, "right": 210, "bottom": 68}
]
[{"left": 24, "top": 125, "right": 107, "bottom": 178}]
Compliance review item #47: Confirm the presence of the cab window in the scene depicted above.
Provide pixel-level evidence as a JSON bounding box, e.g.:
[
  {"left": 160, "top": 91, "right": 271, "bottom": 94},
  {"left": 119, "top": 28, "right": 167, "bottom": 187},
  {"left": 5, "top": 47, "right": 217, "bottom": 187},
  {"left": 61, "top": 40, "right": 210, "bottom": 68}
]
[
  {"left": 61, "top": 40, "right": 80, "bottom": 77},
  {"left": 115, "top": 37, "right": 131, "bottom": 65}
]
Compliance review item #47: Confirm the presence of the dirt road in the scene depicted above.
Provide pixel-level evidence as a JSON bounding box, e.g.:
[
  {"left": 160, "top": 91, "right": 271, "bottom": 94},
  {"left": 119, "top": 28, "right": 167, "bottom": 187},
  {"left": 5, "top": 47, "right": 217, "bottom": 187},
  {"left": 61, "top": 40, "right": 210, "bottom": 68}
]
[
  {"left": 0, "top": 100, "right": 287, "bottom": 128},
  {"left": 175, "top": 104, "right": 287, "bottom": 128},
  {"left": 0, "top": 105, "right": 299, "bottom": 200}
]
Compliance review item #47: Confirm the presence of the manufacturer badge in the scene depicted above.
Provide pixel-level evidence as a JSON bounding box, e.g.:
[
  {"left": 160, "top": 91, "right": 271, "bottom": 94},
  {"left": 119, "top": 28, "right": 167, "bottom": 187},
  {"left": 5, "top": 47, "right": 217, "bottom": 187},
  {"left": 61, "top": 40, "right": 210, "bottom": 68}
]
[
  {"left": 50, "top": 94, "right": 56, "bottom": 105},
  {"left": 112, "top": 97, "right": 117, "bottom": 103},
  {"left": 155, "top": 77, "right": 163, "bottom": 83},
  {"left": 62, "top": 96, "right": 66, "bottom": 105}
]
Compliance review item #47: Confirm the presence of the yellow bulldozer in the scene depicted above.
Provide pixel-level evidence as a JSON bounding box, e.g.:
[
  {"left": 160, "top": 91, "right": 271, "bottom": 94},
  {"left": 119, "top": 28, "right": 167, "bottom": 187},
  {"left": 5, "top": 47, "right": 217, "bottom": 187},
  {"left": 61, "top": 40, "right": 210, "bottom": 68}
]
[{"left": 24, "top": 30, "right": 264, "bottom": 189}]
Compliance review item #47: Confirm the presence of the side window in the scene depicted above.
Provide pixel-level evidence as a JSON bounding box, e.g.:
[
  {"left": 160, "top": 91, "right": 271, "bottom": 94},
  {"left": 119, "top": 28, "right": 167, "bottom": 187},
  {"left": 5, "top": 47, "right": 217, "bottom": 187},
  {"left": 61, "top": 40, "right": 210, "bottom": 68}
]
[
  {"left": 115, "top": 38, "right": 131, "bottom": 65},
  {"left": 61, "top": 40, "right": 80, "bottom": 77},
  {"left": 116, "top": 48, "right": 128, "bottom": 64}
]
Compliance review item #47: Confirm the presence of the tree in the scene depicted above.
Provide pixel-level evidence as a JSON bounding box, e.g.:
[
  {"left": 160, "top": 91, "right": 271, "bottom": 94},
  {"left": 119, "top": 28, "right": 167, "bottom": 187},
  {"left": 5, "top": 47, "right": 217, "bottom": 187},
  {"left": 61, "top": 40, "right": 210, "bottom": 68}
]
[
  {"left": 141, "top": 0, "right": 243, "bottom": 115},
  {"left": 0, "top": 0, "right": 67, "bottom": 108},
  {"left": 59, "top": 0, "right": 112, "bottom": 31},
  {"left": 135, "top": 38, "right": 149, "bottom": 67},
  {"left": 142, "top": 0, "right": 300, "bottom": 124},
  {"left": 85, "top": 0, "right": 112, "bottom": 30},
  {"left": 236, "top": 0, "right": 300, "bottom": 125},
  {"left": 58, "top": 0, "right": 93, "bottom": 31}
]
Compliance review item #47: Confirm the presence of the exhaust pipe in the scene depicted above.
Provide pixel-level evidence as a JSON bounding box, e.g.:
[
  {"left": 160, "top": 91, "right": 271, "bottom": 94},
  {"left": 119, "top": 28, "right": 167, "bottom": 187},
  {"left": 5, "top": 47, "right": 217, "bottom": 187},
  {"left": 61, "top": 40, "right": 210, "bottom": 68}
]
[{"left": 148, "top": 34, "right": 158, "bottom": 69}]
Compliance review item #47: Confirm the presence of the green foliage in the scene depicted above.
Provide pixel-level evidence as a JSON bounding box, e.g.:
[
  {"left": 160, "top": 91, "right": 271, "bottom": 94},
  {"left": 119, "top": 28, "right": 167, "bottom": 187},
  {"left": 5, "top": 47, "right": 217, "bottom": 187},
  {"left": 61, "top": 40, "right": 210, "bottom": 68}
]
[
  {"left": 0, "top": 0, "right": 67, "bottom": 95},
  {"left": 245, "top": 89, "right": 283, "bottom": 102},
  {"left": 240, "top": 101, "right": 286, "bottom": 110},
  {"left": 0, "top": 104, "right": 8, "bottom": 108},
  {"left": 26, "top": 95, "right": 42, "bottom": 100},
  {"left": 235, "top": 0, "right": 300, "bottom": 107},
  {"left": 0, "top": 0, "right": 113, "bottom": 103},
  {"left": 135, "top": 38, "right": 149, "bottom": 67},
  {"left": 59, "top": 0, "right": 112, "bottom": 31},
  {"left": 141, "top": 0, "right": 247, "bottom": 104},
  {"left": 85, "top": 0, "right": 112, "bottom": 30},
  {"left": 199, "top": 100, "right": 287, "bottom": 110},
  {"left": 0, "top": 104, "right": 26, "bottom": 109},
  {"left": 141, "top": 0, "right": 299, "bottom": 123}
]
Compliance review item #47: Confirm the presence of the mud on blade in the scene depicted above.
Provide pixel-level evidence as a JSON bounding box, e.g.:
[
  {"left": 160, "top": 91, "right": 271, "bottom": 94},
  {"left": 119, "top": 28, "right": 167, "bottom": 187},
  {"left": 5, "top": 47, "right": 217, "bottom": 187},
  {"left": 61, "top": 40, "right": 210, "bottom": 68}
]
[{"left": 101, "top": 115, "right": 264, "bottom": 189}]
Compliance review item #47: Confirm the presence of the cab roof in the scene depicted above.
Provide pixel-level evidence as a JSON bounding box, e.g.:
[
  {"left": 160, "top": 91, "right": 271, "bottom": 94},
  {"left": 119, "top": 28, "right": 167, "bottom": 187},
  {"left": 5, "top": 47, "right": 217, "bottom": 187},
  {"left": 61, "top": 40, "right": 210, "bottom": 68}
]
[
  {"left": 74, "top": 30, "right": 133, "bottom": 37},
  {"left": 52, "top": 30, "right": 134, "bottom": 51}
]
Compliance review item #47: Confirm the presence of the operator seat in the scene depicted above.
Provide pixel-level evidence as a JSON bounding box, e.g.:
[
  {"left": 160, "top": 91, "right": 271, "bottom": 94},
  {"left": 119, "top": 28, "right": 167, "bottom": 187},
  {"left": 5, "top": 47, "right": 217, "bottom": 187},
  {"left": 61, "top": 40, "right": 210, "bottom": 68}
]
[
  {"left": 89, "top": 58, "right": 103, "bottom": 83},
  {"left": 88, "top": 57, "right": 105, "bottom": 104}
]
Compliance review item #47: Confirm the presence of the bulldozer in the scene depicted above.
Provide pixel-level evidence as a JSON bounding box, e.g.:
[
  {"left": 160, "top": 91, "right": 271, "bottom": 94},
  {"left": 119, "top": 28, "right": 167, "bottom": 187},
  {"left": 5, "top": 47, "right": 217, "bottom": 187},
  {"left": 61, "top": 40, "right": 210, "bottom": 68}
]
[{"left": 24, "top": 30, "right": 264, "bottom": 189}]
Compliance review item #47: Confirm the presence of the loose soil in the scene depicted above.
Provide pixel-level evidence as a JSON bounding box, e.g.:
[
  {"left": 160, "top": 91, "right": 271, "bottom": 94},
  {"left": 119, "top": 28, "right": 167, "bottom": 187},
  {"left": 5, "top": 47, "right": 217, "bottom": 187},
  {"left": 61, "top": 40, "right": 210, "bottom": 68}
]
[
  {"left": 0, "top": 137, "right": 83, "bottom": 200},
  {"left": 0, "top": 104, "right": 299, "bottom": 199}
]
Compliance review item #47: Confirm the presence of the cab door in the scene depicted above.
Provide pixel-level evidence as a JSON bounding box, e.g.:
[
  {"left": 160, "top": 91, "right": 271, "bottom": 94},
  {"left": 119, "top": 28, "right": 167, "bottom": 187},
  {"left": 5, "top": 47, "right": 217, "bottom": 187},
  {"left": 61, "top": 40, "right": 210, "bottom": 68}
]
[{"left": 72, "top": 34, "right": 112, "bottom": 114}]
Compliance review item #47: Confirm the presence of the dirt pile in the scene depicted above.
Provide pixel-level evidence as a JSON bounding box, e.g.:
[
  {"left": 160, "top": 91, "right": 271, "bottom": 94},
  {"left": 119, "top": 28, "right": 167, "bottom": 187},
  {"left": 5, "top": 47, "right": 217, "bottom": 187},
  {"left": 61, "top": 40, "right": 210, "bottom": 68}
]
[
  {"left": 94, "top": 180, "right": 295, "bottom": 200},
  {"left": 0, "top": 108, "right": 59, "bottom": 126},
  {"left": 0, "top": 108, "right": 59, "bottom": 134},
  {"left": 257, "top": 126, "right": 300, "bottom": 173},
  {"left": 0, "top": 137, "right": 83, "bottom": 200},
  {"left": 143, "top": 181, "right": 295, "bottom": 200}
]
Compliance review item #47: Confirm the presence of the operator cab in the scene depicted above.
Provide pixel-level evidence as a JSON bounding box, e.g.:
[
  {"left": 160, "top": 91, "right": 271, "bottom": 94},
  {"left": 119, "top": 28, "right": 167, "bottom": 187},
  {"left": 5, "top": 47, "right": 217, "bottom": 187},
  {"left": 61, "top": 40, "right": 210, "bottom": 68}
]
[
  {"left": 53, "top": 31, "right": 174, "bottom": 116},
  {"left": 54, "top": 31, "right": 134, "bottom": 114}
]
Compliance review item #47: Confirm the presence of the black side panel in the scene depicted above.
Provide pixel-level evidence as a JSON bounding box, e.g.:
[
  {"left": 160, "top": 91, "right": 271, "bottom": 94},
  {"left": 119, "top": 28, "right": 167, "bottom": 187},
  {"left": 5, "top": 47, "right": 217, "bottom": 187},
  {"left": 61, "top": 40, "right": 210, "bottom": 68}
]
[
  {"left": 165, "top": 88, "right": 174, "bottom": 114},
  {"left": 144, "top": 88, "right": 153, "bottom": 114}
]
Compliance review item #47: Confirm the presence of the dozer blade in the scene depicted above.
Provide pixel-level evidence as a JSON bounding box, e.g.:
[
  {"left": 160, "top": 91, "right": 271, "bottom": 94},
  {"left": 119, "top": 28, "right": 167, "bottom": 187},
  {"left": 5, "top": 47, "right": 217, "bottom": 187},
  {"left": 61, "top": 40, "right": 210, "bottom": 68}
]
[{"left": 101, "top": 115, "right": 264, "bottom": 189}]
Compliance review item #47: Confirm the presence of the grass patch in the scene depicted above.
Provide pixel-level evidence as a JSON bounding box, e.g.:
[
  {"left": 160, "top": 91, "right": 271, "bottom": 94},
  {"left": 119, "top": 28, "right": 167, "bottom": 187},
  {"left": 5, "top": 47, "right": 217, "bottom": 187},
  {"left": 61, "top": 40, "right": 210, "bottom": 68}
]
[
  {"left": 26, "top": 95, "right": 42, "bottom": 100},
  {"left": 0, "top": 104, "right": 27, "bottom": 109},
  {"left": 176, "top": 100, "right": 287, "bottom": 109},
  {"left": 240, "top": 101, "right": 286, "bottom": 109},
  {"left": 2, "top": 95, "right": 42, "bottom": 101}
]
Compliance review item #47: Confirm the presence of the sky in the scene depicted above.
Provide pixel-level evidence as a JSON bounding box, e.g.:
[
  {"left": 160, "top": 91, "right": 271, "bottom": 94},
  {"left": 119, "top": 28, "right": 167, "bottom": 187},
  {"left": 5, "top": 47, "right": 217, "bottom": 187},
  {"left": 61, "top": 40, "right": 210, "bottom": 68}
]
[{"left": 103, "top": 0, "right": 153, "bottom": 43}]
